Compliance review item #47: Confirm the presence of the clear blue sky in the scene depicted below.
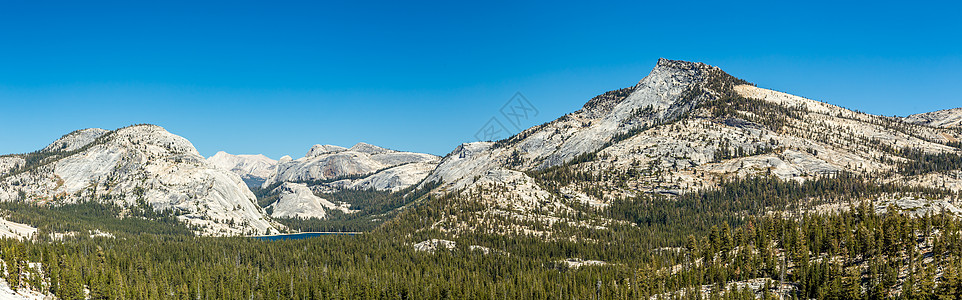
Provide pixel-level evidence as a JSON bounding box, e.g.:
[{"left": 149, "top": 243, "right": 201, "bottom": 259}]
[{"left": 2, "top": 1, "right": 960, "bottom": 158}]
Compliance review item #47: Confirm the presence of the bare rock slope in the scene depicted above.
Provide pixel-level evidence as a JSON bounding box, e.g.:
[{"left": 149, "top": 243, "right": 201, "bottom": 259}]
[
  {"left": 266, "top": 182, "right": 352, "bottom": 219},
  {"left": 0, "top": 125, "right": 281, "bottom": 236}
]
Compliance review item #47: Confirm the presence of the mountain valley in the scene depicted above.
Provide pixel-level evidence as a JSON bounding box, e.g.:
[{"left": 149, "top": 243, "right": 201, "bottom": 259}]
[{"left": 1, "top": 59, "right": 961, "bottom": 299}]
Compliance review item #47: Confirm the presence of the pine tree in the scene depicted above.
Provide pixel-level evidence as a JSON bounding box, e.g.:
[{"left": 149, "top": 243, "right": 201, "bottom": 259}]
[{"left": 58, "top": 255, "right": 84, "bottom": 300}]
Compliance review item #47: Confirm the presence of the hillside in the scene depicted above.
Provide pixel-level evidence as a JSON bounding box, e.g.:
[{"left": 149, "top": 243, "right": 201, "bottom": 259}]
[
  {"left": 0, "top": 125, "right": 281, "bottom": 236},
  {"left": 409, "top": 58, "right": 962, "bottom": 240}
]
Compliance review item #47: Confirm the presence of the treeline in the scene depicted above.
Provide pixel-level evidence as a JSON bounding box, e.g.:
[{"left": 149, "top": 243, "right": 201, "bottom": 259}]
[
  {"left": 669, "top": 202, "right": 962, "bottom": 299},
  {"left": 0, "top": 232, "right": 658, "bottom": 300},
  {"left": 0, "top": 200, "right": 192, "bottom": 238},
  {"left": 2, "top": 171, "right": 962, "bottom": 298},
  {"left": 6, "top": 194, "right": 962, "bottom": 299},
  {"left": 894, "top": 147, "right": 962, "bottom": 176},
  {"left": 608, "top": 173, "right": 954, "bottom": 247},
  {"left": 712, "top": 138, "right": 775, "bottom": 162}
]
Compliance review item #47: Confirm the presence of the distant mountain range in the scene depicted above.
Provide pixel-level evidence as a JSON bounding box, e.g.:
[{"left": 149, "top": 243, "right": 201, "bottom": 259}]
[
  {"left": 2, "top": 58, "right": 960, "bottom": 238},
  {"left": 209, "top": 142, "right": 439, "bottom": 220}
]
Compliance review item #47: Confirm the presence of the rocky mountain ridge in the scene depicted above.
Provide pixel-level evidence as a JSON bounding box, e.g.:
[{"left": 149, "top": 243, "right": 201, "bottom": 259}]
[
  {"left": 415, "top": 58, "right": 962, "bottom": 238},
  {"left": 208, "top": 142, "right": 440, "bottom": 221},
  {"left": 1, "top": 59, "right": 959, "bottom": 239},
  {"left": 262, "top": 142, "right": 440, "bottom": 192}
]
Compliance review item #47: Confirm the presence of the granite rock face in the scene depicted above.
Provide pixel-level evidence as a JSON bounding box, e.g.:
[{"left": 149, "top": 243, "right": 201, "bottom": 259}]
[
  {"left": 41, "top": 128, "right": 110, "bottom": 153},
  {"left": 267, "top": 182, "right": 352, "bottom": 219},
  {"left": 0, "top": 125, "right": 282, "bottom": 236}
]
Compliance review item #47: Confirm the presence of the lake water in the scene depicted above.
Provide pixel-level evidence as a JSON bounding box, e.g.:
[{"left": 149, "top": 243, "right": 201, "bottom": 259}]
[{"left": 252, "top": 232, "right": 358, "bottom": 241}]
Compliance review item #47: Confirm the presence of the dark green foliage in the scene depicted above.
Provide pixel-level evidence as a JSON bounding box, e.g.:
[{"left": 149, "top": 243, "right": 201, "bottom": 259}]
[
  {"left": 604, "top": 123, "right": 655, "bottom": 148},
  {"left": 5, "top": 191, "right": 962, "bottom": 299},
  {"left": 608, "top": 173, "right": 953, "bottom": 247},
  {"left": 0, "top": 200, "right": 192, "bottom": 238},
  {"left": 894, "top": 147, "right": 962, "bottom": 176},
  {"left": 701, "top": 95, "right": 802, "bottom": 132},
  {"left": 0, "top": 231, "right": 659, "bottom": 300},
  {"left": 1, "top": 172, "right": 962, "bottom": 298},
  {"left": 525, "top": 151, "right": 603, "bottom": 191},
  {"left": 712, "top": 138, "right": 775, "bottom": 162},
  {"left": 252, "top": 182, "right": 282, "bottom": 208},
  {"left": 581, "top": 87, "right": 635, "bottom": 112},
  {"left": 273, "top": 211, "right": 377, "bottom": 232},
  {"left": 505, "top": 149, "right": 524, "bottom": 168},
  {"left": 703, "top": 67, "right": 752, "bottom": 94}
]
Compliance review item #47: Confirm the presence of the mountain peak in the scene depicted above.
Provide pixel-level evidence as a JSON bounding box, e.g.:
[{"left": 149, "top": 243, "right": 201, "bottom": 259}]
[
  {"left": 641, "top": 58, "right": 729, "bottom": 86},
  {"left": 306, "top": 144, "right": 347, "bottom": 157},
  {"left": 655, "top": 58, "right": 715, "bottom": 70},
  {"left": 111, "top": 124, "right": 199, "bottom": 156},
  {"left": 904, "top": 107, "right": 962, "bottom": 128},
  {"left": 349, "top": 142, "right": 391, "bottom": 154},
  {"left": 42, "top": 128, "right": 109, "bottom": 153},
  {"left": 120, "top": 123, "right": 165, "bottom": 132}
]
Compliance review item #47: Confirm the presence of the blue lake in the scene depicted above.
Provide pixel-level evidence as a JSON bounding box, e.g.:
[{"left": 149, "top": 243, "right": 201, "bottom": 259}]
[{"left": 252, "top": 232, "right": 359, "bottom": 241}]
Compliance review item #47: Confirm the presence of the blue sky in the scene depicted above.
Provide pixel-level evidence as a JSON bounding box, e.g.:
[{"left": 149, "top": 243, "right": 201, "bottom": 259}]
[{"left": 1, "top": 1, "right": 960, "bottom": 158}]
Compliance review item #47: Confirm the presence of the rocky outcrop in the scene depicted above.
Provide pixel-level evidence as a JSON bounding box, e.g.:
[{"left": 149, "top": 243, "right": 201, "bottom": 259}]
[
  {"left": 412, "top": 239, "right": 456, "bottom": 253},
  {"left": 428, "top": 58, "right": 961, "bottom": 195}
]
